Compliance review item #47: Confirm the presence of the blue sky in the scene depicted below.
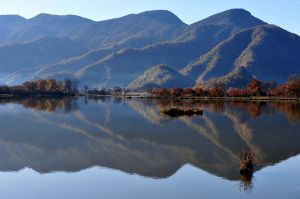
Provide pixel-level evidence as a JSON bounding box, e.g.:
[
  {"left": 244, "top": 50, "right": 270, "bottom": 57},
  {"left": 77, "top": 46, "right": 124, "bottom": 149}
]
[{"left": 0, "top": 0, "right": 299, "bottom": 35}]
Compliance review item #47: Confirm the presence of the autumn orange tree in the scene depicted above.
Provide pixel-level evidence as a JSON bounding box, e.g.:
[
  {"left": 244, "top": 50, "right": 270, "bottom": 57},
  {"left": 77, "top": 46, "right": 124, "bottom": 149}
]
[
  {"left": 35, "top": 79, "right": 48, "bottom": 91},
  {"left": 182, "top": 88, "right": 195, "bottom": 97},
  {"left": 20, "top": 78, "right": 80, "bottom": 94},
  {"left": 270, "top": 75, "right": 300, "bottom": 97},
  {"left": 46, "top": 79, "right": 60, "bottom": 92},
  {"left": 194, "top": 88, "right": 205, "bottom": 96},
  {"left": 152, "top": 88, "right": 170, "bottom": 97},
  {"left": 247, "top": 79, "right": 262, "bottom": 96},
  {"left": 208, "top": 87, "right": 225, "bottom": 97},
  {"left": 169, "top": 88, "right": 183, "bottom": 97},
  {"left": 227, "top": 88, "right": 249, "bottom": 97}
]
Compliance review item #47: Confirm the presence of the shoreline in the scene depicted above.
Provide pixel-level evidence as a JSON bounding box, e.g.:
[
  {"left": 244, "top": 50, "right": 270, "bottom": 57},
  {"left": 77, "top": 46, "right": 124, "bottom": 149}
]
[
  {"left": 2, "top": 93, "right": 300, "bottom": 102},
  {"left": 0, "top": 93, "right": 77, "bottom": 98},
  {"left": 85, "top": 94, "right": 300, "bottom": 102}
]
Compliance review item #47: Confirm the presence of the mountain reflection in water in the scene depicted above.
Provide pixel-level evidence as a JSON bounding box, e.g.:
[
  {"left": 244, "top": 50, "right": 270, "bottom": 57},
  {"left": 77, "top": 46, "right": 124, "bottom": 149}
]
[{"left": 0, "top": 97, "right": 300, "bottom": 185}]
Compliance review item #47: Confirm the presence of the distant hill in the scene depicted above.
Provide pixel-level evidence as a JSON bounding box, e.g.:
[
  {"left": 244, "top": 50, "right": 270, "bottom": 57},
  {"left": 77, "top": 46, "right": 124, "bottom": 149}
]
[
  {"left": 0, "top": 15, "right": 26, "bottom": 45},
  {"left": 0, "top": 14, "right": 93, "bottom": 46},
  {"left": 128, "top": 64, "right": 193, "bottom": 89},
  {"left": 0, "top": 10, "right": 185, "bottom": 49},
  {"left": 192, "top": 9, "right": 264, "bottom": 27},
  {"left": 72, "top": 9, "right": 265, "bottom": 88},
  {"left": 0, "top": 36, "right": 86, "bottom": 75},
  {"left": 0, "top": 9, "right": 299, "bottom": 89},
  {"left": 64, "top": 10, "right": 186, "bottom": 49},
  {"left": 181, "top": 25, "right": 300, "bottom": 88}
]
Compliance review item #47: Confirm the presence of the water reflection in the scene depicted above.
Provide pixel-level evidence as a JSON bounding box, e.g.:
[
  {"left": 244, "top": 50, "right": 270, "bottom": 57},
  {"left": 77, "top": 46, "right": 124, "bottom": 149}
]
[
  {"left": 239, "top": 172, "right": 254, "bottom": 193},
  {"left": 239, "top": 151, "right": 255, "bottom": 193},
  {"left": 0, "top": 97, "right": 300, "bottom": 190},
  {"left": 0, "top": 96, "right": 79, "bottom": 113}
]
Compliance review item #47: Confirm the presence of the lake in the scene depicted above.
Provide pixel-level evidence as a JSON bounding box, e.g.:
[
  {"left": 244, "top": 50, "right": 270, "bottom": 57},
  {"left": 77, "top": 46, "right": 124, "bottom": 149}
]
[{"left": 0, "top": 97, "right": 300, "bottom": 199}]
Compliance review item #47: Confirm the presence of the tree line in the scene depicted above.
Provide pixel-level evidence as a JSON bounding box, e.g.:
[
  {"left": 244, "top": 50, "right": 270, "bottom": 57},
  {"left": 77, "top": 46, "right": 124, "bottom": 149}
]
[
  {"left": 1, "top": 75, "right": 300, "bottom": 98},
  {"left": 151, "top": 75, "right": 300, "bottom": 98},
  {"left": 0, "top": 79, "right": 80, "bottom": 96}
]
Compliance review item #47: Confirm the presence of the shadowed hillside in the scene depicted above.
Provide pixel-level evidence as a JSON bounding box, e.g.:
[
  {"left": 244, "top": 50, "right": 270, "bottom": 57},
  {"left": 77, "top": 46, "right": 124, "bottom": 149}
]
[
  {"left": 0, "top": 36, "right": 87, "bottom": 75},
  {"left": 1, "top": 9, "right": 299, "bottom": 89}
]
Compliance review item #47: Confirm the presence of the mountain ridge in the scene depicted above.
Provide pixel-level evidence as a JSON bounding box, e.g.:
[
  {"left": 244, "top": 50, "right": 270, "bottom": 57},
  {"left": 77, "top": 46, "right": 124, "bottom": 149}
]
[{"left": 0, "top": 9, "right": 299, "bottom": 89}]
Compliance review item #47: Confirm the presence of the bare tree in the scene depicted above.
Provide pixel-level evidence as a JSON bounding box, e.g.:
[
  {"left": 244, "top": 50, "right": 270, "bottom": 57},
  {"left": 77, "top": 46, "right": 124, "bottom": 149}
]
[{"left": 84, "top": 85, "right": 89, "bottom": 95}]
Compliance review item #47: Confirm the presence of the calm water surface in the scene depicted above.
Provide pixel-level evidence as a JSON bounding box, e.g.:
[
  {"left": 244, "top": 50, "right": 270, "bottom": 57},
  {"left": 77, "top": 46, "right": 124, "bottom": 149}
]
[{"left": 0, "top": 97, "right": 300, "bottom": 199}]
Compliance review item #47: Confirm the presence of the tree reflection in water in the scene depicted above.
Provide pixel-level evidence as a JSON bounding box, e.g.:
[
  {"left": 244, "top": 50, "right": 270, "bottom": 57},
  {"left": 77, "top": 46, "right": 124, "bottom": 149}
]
[
  {"left": 0, "top": 96, "right": 300, "bottom": 194},
  {"left": 149, "top": 99, "right": 300, "bottom": 122},
  {"left": 5, "top": 97, "right": 297, "bottom": 121},
  {"left": 0, "top": 96, "right": 79, "bottom": 113},
  {"left": 239, "top": 172, "right": 255, "bottom": 193},
  {"left": 239, "top": 151, "right": 255, "bottom": 193}
]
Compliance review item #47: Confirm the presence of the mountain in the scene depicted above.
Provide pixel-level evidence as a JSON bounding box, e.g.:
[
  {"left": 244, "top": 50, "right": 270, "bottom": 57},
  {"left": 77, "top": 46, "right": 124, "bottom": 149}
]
[
  {"left": 199, "top": 67, "right": 255, "bottom": 88},
  {"left": 192, "top": 9, "right": 264, "bottom": 27},
  {"left": 0, "top": 14, "right": 93, "bottom": 46},
  {"left": 182, "top": 25, "right": 300, "bottom": 88},
  {"left": 128, "top": 64, "right": 193, "bottom": 89},
  {"left": 0, "top": 36, "right": 87, "bottom": 78},
  {"left": 0, "top": 10, "right": 190, "bottom": 85},
  {"left": 75, "top": 43, "right": 201, "bottom": 88},
  {"left": 172, "top": 9, "right": 265, "bottom": 44},
  {"left": 0, "top": 15, "right": 26, "bottom": 44},
  {"left": 70, "top": 9, "right": 265, "bottom": 88},
  {"left": 64, "top": 10, "right": 186, "bottom": 49},
  {"left": 0, "top": 15, "right": 25, "bottom": 25},
  {"left": 2, "top": 47, "right": 118, "bottom": 85},
  {"left": 1, "top": 9, "right": 299, "bottom": 89},
  {"left": 0, "top": 10, "right": 185, "bottom": 49},
  {"left": 180, "top": 27, "right": 258, "bottom": 85}
]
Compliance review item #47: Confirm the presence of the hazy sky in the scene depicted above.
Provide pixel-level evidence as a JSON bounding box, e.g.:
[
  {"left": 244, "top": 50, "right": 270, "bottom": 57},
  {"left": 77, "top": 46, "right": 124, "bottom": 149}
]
[{"left": 0, "top": 0, "right": 299, "bottom": 35}]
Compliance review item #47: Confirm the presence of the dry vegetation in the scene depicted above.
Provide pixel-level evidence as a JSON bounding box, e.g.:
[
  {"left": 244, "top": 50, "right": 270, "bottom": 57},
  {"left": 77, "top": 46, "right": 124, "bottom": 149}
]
[
  {"left": 151, "top": 76, "right": 300, "bottom": 99},
  {"left": 0, "top": 78, "right": 79, "bottom": 96}
]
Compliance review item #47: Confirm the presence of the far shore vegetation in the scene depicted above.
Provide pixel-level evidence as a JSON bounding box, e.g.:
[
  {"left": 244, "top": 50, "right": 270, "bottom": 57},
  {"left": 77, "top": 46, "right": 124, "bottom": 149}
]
[
  {"left": 150, "top": 75, "right": 300, "bottom": 100},
  {"left": 85, "top": 75, "right": 300, "bottom": 101},
  {"left": 1, "top": 75, "right": 300, "bottom": 102},
  {"left": 0, "top": 78, "right": 80, "bottom": 97}
]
